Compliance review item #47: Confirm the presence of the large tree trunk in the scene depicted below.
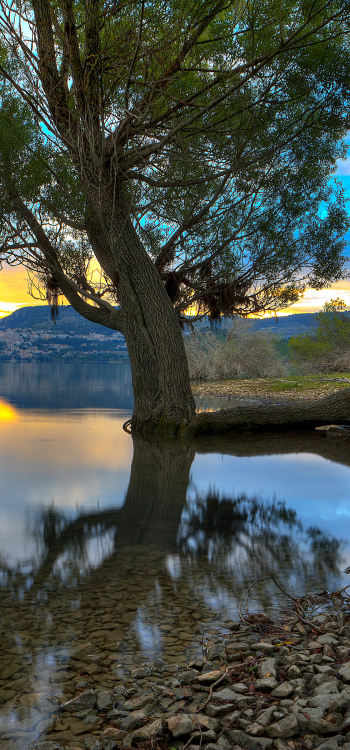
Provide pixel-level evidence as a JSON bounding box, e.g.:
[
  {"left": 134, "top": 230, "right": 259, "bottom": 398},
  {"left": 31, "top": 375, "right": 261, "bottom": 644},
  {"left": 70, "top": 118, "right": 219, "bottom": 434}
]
[{"left": 85, "top": 184, "right": 196, "bottom": 434}]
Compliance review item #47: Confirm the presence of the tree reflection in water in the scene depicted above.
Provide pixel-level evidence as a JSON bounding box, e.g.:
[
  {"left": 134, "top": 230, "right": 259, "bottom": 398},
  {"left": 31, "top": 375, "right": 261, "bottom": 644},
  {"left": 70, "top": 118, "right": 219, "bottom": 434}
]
[
  {"left": 3, "top": 433, "right": 345, "bottom": 611},
  {"left": 0, "top": 433, "right": 347, "bottom": 750}
]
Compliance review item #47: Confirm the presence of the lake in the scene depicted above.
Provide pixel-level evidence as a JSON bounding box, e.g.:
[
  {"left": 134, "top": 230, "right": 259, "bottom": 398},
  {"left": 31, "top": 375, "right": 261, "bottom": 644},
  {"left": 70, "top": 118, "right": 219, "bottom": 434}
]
[{"left": 0, "top": 361, "right": 350, "bottom": 749}]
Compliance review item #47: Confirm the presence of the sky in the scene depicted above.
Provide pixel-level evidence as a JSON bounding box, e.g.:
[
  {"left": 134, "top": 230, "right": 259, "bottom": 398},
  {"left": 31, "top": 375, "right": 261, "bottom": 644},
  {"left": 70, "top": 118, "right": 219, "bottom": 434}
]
[{"left": 1, "top": 163, "right": 350, "bottom": 320}]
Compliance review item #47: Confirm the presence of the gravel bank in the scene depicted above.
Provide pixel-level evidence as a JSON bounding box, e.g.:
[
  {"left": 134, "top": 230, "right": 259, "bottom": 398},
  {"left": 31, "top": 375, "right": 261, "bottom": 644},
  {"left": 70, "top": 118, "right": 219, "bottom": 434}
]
[
  {"left": 192, "top": 379, "right": 350, "bottom": 403},
  {"left": 31, "top": 590, "right": 350, "bottom": 750}
]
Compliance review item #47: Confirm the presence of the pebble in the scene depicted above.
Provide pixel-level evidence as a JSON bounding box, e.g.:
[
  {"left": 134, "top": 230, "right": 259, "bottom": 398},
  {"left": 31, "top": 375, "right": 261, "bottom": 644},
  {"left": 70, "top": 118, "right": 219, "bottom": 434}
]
[
  {"left": 13, "top": 594, "right": 350, "bottom": 750},
  {"left": 339, "top": 662, "right": 350, "bottom": 682},
  {"left": 167, "top": 713, "right": 195, "bottom": 736},
  {"left": 267, "top": 715, "right": 299, "bottom": 738},
  {"left": 255, "top": 676, "right": 279, "bottom": 691}
]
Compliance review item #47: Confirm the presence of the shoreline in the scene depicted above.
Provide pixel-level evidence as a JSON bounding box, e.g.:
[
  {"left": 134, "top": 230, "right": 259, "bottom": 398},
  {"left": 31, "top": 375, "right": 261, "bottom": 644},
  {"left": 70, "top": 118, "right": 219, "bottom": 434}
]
[
  {"left": 191, "top": 377, "right": 350, "bottom": 403},
  {"left": 33, "top": 585, "right": 350, "bottom": 750}
]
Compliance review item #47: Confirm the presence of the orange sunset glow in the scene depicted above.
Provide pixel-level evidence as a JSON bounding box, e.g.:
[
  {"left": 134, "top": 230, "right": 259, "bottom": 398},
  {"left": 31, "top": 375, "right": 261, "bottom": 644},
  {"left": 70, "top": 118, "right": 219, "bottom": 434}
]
[
  {"left": 1, "top": 260, "right": 350, "bottom": 320},
  {"left": 0, "top": 400, "right": 18, "bottom": 422}
]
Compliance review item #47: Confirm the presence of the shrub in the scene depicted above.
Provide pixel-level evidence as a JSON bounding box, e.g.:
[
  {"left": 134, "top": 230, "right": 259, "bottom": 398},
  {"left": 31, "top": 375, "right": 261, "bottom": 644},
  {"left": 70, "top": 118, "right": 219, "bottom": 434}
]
[
  {"left": 184, "top": 320, "right": 286, "bottom": 380},
  {"left": 288, "top": 298, "right": 350, "bottom": 373}
]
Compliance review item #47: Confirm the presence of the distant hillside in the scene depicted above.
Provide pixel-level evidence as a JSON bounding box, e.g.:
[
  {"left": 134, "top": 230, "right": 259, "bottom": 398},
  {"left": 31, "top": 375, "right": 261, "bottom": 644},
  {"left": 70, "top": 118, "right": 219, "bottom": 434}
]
[
  {"left": 191, "top": 312, "right": 318, "bottom": 338},
  {"left": 0, "top": 305, "right": 117, "bottom": 335},
  {"left": 0, "top": 305, "right": 319, "bottom": 337}
]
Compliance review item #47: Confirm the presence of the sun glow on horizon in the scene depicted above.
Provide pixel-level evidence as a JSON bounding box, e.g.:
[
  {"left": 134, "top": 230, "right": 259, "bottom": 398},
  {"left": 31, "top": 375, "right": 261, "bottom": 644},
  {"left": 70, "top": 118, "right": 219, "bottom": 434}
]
[
  {"left": 1, "top": 261, "right": 350, "bottom": 321},
  {"left": 0, "top": 400, "right": 18, "bottom": 422}
]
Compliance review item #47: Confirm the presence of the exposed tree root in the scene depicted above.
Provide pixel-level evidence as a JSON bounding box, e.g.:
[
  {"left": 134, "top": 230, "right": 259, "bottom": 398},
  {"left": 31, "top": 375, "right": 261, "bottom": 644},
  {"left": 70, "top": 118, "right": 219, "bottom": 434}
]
[{"left": 186, "top": 386, "right": 350, "bottom": 436}]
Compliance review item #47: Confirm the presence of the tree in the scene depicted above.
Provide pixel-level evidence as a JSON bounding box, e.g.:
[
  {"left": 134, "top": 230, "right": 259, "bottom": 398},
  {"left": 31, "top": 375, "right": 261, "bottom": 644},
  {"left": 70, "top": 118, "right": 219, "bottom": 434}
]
[
  {"left": 0, "top": 0, "right": 350, "bottom": 433},
  {"left": 288, "top": 297, "right": 350, "bottom": 371}
]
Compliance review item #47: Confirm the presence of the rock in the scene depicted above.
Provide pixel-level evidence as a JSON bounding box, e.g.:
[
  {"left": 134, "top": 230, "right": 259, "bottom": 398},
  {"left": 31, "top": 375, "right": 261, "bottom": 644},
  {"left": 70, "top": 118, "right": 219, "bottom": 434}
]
[
  {"left": 259, "top": 658, "right": 277, "bottom": 679},
  {"left": 255, "top": 677, "right": 278, "bottom": 691},
  {"left": 226, "top": 729, "right": 273, "bottom": 749},
  {"left": 206, "top": 703, "right": 239, "bottom": 718},
  {"left": 101, "top": 727, "right": 128, "bottom": 742},
  {"left": 342, "top": 715, "right": 350, "bottom": 731},
  {"left": 191, "top": 730, "right": 218, "bottom": 743},
  {"left": 246, "top": 722, "right": 266, "bottom": 736},
  {"left": 294, "top": 712, "right": 308, "bottom": 731},
  {"left": 256, "top": 706, "right": 275, "bottom": 727},
  {"left": 307, "top": 717, "right": 339, "bottom": 734},
  {"left": 119, "top": 710, "right": 147, "bottom": 731},
  {"left": 122, "top": 694, "right": 155, "bottom": 710},
  {"left": 61, "top": 690, "right": 96, "bottom": 712},
  {"left": 251, "top": 643, "right": 276, "bottom": 652},
  {"left": 231, "top": 682, "right": 249, "bottom": 693},
  {"left": 314, "top": 674, "right": 335, "bottom": 686},
  {"left": 314, "top": 682, "right": 339, "bottom": 695},
  {"left": 267, "top": 715, "right": 299, "bottom": 738},
  {"left": 107, "top": 708, "right": 129, "bottom": 719},
  {"left": 273, "top": 742, "right": 288, "bottom": 750},
  {"left": 271, "top": 682, "right": 294, "bottom": 698},
  {"left": 316, "top": 634, "right": 339, "bottom": 646},
  {"left": 85, "top": 740, "right": 102, "bottom": 750},
  {"left": 197, "top": 670, "right": 223, "bottom": 684},
  {"left": 220, "top": 710, "right": 240, "bottom": 727},
  {"left": 212, "top": 688, "right": 245, "bottom": 701},
  {"left": 32, "top": 744, "right": 65, "bottom": 750},
  {"left": 216, "top": 736, "right": 231, "bottom": 749},
  {"left": 329, "top": 691, "right": 350, "bottom": 712},
  {"left": 339, "top": 662, "right": 350, "bottom": 682},
  {"left": 315, "top": 665, "right": 335, "bottom": 675},
  {"left": 167, "top": 714, "right": 196, "bottom": 736},
  {"left": 131, "top": 718, "right": 162, "bottom": 743},
  {"left": 151, "top": 658, "right": 166, "bottom": 672},
  {"left": 96, "top": 691, "right": 113, "bottom": 710},
  {"left": 130, "top": 666, "right": 151, "bottom": 679},
  {"left": 194, "top": 714, "right": 220, "bottom": 732},
  {"left": 207, "top": 644, "right": 225, "bottom": 660},
  {"left": 226, "top": 641, "right": 251, "bottom": 652},
  {"left": 288, "top": 665, "right": 301, "bottom": 678},
  {"left": 308, "top": 695, "right": 333, "bottom": 710},
  {"left": 178, "top": 669, "right": 200, "bottom": 684},
  {"left": 315, "top": 740, "right": 340, "bottom": 750}
]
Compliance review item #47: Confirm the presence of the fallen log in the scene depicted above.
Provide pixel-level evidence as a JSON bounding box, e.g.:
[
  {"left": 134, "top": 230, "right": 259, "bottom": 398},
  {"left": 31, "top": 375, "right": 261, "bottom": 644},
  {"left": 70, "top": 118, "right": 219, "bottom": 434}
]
[{"left": 186, "top": 386, "right": 350, "bottom": 436}]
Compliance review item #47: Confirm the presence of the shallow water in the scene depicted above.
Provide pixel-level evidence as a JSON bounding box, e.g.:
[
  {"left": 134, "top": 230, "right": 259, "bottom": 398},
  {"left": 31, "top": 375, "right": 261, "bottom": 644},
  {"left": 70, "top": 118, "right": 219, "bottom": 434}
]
[{"left": 0, "top": 362, "right": 350, "bottom": 748}]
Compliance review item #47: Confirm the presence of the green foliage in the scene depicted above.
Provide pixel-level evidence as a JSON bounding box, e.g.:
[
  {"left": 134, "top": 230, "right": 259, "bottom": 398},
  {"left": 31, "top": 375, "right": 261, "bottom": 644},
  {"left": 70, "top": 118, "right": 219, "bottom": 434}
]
[
  {"left": 0, "top": 0, "right": 350, "bottom": 317},
  {"left": 288, "top": 298, "right": 350, "bottom": 371},
  {"left": 0, "top": 97, "right": 49, "bottom": 207}
]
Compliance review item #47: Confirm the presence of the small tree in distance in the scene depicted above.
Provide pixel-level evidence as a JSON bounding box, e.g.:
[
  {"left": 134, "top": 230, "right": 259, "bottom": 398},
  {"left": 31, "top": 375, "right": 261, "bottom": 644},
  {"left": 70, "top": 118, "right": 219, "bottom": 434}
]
[
  {"left": 0, "top": 0, "right": 350, "bottom": 432},
  {"left": 288, "top": 298, "right": 350, "bottom": 372}
]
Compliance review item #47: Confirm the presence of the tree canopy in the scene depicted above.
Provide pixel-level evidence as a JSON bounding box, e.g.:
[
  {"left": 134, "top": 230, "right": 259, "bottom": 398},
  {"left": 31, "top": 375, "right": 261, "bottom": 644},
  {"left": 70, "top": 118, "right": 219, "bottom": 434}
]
[
  {"left": 0, "top": 0, "right": 350, "bottom": 430},
  {"left": 1, "top": 0, "right": 350, "bottom": 319}
]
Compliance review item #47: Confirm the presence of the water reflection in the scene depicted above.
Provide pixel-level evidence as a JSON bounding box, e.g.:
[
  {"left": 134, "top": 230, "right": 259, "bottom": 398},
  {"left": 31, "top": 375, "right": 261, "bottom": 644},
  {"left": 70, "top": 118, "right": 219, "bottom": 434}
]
[
  {"left": 0, "top": 434, "right": 347, "bottom": 748},
  {"left": 1, "top": 362, "right": 350, "bottom": 748},
  {"left": 0, "top": 361, "right": 133, "bottom": 410}
]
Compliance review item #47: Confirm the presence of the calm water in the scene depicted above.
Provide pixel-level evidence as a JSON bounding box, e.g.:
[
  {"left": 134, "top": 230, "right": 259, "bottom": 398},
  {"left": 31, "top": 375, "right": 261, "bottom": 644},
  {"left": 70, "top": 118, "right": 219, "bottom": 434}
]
[{"left": 1, "top": 361, "right": 350, "bottom": 748}]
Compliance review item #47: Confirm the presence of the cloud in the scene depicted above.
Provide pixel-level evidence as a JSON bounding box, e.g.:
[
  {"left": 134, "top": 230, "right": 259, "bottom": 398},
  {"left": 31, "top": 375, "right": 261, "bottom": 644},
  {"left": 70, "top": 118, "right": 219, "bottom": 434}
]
[
  {"left": 0, "top": 263, "right": 47, "bottom": 318},
  {"left": 336, "top": 159, "right": 350, "bottom": 176}
]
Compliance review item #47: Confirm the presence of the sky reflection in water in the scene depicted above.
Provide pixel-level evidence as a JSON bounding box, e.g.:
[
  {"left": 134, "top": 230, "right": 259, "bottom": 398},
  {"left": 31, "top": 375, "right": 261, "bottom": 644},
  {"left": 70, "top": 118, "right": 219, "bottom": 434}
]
[
  {"left": 1, "top": 362, "right": 350, "bottom": 748},
  {"left": 0, "top": 361, "right": 349, "bottom": 577}
]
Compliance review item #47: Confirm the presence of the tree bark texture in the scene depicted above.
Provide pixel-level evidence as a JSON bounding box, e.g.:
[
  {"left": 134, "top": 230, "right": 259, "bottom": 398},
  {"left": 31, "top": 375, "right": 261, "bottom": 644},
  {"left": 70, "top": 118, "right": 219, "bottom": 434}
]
[
  {"left": 84, "top": 184, "right": 196, "bottom": 433},
  {"left": 187, "top": 387, "right": 350, "bottom": 436}
]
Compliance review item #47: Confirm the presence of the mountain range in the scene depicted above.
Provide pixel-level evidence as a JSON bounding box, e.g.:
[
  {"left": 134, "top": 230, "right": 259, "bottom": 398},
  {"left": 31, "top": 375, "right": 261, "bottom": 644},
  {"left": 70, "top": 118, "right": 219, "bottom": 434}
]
[{"left": 0, "top": 304, "right": 318, "bottom": 337}]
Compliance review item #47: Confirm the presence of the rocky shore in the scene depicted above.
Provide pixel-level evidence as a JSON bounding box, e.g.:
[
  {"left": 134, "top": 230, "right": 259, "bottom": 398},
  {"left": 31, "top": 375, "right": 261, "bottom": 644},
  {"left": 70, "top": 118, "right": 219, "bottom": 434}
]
[
  {"left": 191, "top": 378, "right": 350, "bottom": 403},
  {"left": 32, "top": 591, "right": 350, "bottom": 750}
]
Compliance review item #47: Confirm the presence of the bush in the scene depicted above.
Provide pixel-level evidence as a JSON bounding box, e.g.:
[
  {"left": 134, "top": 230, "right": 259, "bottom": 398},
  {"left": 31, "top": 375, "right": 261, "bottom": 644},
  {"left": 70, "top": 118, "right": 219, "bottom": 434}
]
[
  {"left": 184, "top": 320, "right": 286, "bottom": 380},
  {"left": 288, "top": 298, "right": 350, "bottom": 373}
]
